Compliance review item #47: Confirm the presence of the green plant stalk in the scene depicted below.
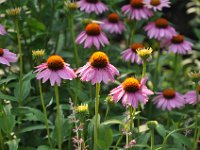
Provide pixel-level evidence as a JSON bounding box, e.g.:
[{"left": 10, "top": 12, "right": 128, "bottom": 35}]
[
  {"left": 69, "top": 13, "right": 79, "bottom": 105},
  {"left": 39, "top": 81, "right": 52, "bottom": 148},
  {"left": 74, "top": 79, "right": 79, "bottom": 105},
  {"left": 140, "top": 60, "right": 147, "bottom": 135},
  {"left": 104, "top": 104, "right": 109, "bottom": 121},
  {"left": 142, "top": 60, "right": 147, "bottom": 78},
  {"left": 75, "top": 121, "right": 81, "bottom": 148},
  {"left": 115, "top": 134, "right": 124, "bottom": 149},
  {"left": 69, "top": 13, "right": 79, "bottom": 68},
  {"left": 127, "top": 21, "right": 135, "bottom": 46},
  {"left": 129, "top": 107, "right": 133, "bottom": 141},
  {"left": 94, "top": 83, "right": 100, "bottom": 150},
  {"left": 0, "top": 130, "right": 5, "bottom": 150},
  {"left": 193, "top": 82, "right": 199, "bottom": 150},
  {"left": 167, "top": 112, "right": 170, "bottom": 128},
  {"left": 126, "top": 132, "right": 129, "bottom": 147},
  {"left": 15, "top": 19, "right": 23, "bottom": 106},
  {"left": 162, "top": 126, "right": 194, "bottom": 149},
  {"left": 129, "top": 28, "right": 135, "bottom": 46},
  {"left": 80, "top": 117, "right": 85, "bottom": 149},
  {"left": 115, "top": 124, "right": 129, "bottom": 149},
  {"left": 150, "top": 129, "right": 154, "bottom": 150},
  {"left": 54, "top": 84, "right": 62, "bottom": 150},
  {"left": 153, "top": 48, "right": 161, "bottom": 91},
  {"left": 173, "top": 54, "right": 178, "bottom": 89},
  {"left": 68, "top": 128, "right": 72, "bottom": 150}
]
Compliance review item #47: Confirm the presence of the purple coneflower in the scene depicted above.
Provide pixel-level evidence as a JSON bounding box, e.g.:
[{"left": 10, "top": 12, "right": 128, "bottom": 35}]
[
  {"left": 0, "top": 48, "right": 17, "bottom": 66},
  {"left": 0, "top": 24, "right": 6, "bottom": 35},
  {"left": 78, "top": 0, "right": 108, "bottom": 14},
  {"left": 145, "top": 0, "right": 170, "bottom": 11},
  {"left": 184, "top": 86, "right": 200, "bottom": 105},
  {"left": 76, "top": 51, "right": 119, "bottom": 85},
  {"left": 144, "top": 18, "right": 176, "bottom": 40},
  {"left": 34, "top": 55, "right": 77, "bottom": 86},
  {"left": 101, "top": 13, "right": 126, "bottom": 34},
  {"left": 121, "top": 43, "right": 144, "bottom": 64},
  {"left": 109, "top": 77, "right": 153, "bottom": 108},
  {"left": 76, "top": 23, "right": 109, "bottom": 50},
  {"left": 122, "top": 0, "right": 153, "bottom": 20},
  {"left": 153, "top": 88, "right": 185, "bottom": 111},
  {"left": 161, "top": 34, "right": 193, "bottom": 54}
]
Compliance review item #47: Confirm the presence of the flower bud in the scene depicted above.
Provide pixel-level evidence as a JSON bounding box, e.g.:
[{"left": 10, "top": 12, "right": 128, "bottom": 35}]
[
  {"left": 147, "top": 120, "right": 158, "bottom": 129},
  {"left": 136, "top": 47, "right": 153, "bottom": 61},
  {"left": 65, "top": 2, "right": 79, "bottom": 11},
  {"left": 105, "top": 96, "right": 115, "bottom": 105},
  {"left": 6, "top": 7, "right": 21, "bottom": 16},
  {"left": 32, "top": 49, "right": 45, "bottom": 58},
  {"left": 188, "top": 71, "right": 200, "bottom": 83},
  {"left": 75, "top": 104, "right": 89, "bottom": 114}
]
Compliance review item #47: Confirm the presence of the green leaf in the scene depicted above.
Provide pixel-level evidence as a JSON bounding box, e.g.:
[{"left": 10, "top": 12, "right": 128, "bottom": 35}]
[
  {"left": 98, "top": 124, "right": 113, "bottom": 149},
  {"left": 156, "top": 124, "right": 167, "bottom": 138},
  {"left": 19, "top": 124, "right": 53, "bottom": 133},
  {"left": 101, "top": 119, "right": 125, "bottom": 127},
  {"left": 0, "top": 114, "right": 15, "bottom": 134},
  {"left": 6, "top": 139, "right": 20, "bottom": 150},
  {"left": 27, "top": 18, "right": 46, "bottom": 32},
  {"left": 37, "top": 145, "right": 51, "bottom": 150},
  {"left": 137, "top": 132, "right": 151, "bottom": 146},
  {"left": 0, "top": 75, "right": 17, "bottom": 85},
  {"left": 14, "top": 72, "right": 35, "bottom": 101},
  {"left": 18, "top": 147, "right": 36, "bottom": 150},
  {"left": 171, "top": 133, "right": 192, "bottom": 148},
  {"left": 20, "top": 107, "right": 50, "bottom": 124},
  {"left": 0, "top": 92, "right": 16, "bottom": 101}
]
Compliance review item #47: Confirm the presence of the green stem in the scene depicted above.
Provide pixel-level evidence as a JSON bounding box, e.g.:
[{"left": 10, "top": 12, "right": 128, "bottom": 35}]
[
  {"left": 126, "top": 133, "right": 129, "bottom": 147},
  {"left": 128, "top": 21, "right": 135, "bottom": 46},
  {"left": 54, "top": 84, "right": 62, "bottom": 150},
  {"left": 15, "top": 19, "right": 23, "bottom": 106},
  {"left": 68, "top": 128, "right": 72, "bottom": 150},
  {"left": 193, "top": 82, "right": 199, "bottom": 150},
  {"left": 69, "top": 13, "right": 79, "bottom": 68},
  {"left": 69, "top": 13, "right": 79, "bottom": 104},
  {"left": 115, "top": 124, "right": 130, "bottom": 149},
  {"left": 162, "top": 126, "right": 194, "bottom": 148},
  {"left": 173, "top": 54, "right": 178, "bottom": 89},
  {"left": 0, "top": 130, "right": 5, "bottom": 150},
  {"left": 90, "top": 84, "right": 93, "bottom": 100},
  {"left": 104, "top": 104, "right": 109, "bottom": 121},
  {"left": 129, "top": 28, "right": 135, "bottom": 46},
  {"left": 80, "top": 121, "right": 85, "bottom": 149},
  {"left": 129, "top": 107, "right": 133, "bottom": 141},
  {"left": 142, "top": 61, "right": 147, "bottom": 78},
  {"left": 153, "top": 48, "right": 161, "bottom": 91},
  {"left": 167, "top": 112, "right": 170, "bottom": 128},
  {"left": 115, "top": 134, "right": 124, "bottom": 149},
  {"left": 150, "top": 129, "right": 154, "bottom": 150},
  {"left": 74, "top": 79, "right": 78, "bottom": 105},
  {"left": 94, "top": 83, "right": 100, "bottom": 150},
  {"left": 39, "top": 81, "right": 52, "bottom": 148}
]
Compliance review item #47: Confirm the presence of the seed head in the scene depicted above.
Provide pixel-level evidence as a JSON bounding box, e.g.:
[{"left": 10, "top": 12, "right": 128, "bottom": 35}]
[{"left": 6, "top": 7, "right": 21, "bottom": 16}]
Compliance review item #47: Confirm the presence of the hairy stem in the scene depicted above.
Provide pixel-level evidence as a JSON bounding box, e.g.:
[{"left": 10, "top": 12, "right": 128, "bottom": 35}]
[
  {"left": 54, "top": 84, "right": 62, "bottom": 150},
  {"left": 15, "top": 19, "right": 23, "bottom": 106},
  {"left": 39, "top": 81, "right": 52, "bottom": 148},
  {"left": 94, "top": 83, "right": 100, "bottom": 150},
  {"left": 142, "top": 61, "right": 147, "bottom": 78},
  {"left": 193, "top": 82, "right": 199, "bottom": 150},
  {"left": 150, "top": 129, "right": 155, "bottom": 150}
]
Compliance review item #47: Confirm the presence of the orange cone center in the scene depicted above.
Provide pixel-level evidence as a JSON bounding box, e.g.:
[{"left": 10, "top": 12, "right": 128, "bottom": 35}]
[
  {"left": 122, "top": 77, "right": 140, "bottom": 93},
  {"left": 47, "top": 55, "right": 65, "bottom": 70}
]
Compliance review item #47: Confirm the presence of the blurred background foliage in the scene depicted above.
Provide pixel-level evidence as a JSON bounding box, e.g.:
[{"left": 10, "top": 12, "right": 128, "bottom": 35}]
[{"left": 0, "top": 0, "right": 199, "bottom": 150}]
